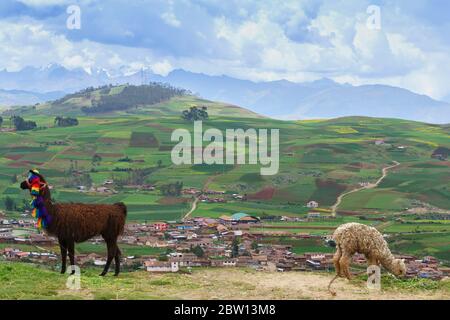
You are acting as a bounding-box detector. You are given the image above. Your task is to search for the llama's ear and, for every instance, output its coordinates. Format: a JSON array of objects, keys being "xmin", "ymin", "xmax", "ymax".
[{"xmin": 401, "ymin": 259, "xmax": 405, "ymax": 263}]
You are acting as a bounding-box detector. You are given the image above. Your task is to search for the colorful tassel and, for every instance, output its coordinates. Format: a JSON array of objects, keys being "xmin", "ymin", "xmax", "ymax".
[{"xmin": 28, "ymin": 171, "xmax": 50, "ymax": 230}]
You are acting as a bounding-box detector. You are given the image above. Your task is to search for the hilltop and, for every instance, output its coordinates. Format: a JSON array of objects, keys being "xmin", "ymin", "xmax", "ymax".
[{"xmin": 7, "ymin": 84, "xmax": 262, "ymax": 119}]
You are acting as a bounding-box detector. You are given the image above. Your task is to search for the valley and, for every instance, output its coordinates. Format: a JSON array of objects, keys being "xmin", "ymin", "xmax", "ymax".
[{"xmin": 0, "ymin": 85, "xmax": 449, "ymax": 272}]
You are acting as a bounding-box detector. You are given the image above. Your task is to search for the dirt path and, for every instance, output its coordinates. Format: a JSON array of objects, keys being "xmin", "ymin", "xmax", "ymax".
[
  {"xmin": 183, "ymin": 197, "xmax": 199, "ymax": 221},
  {"xmin": 43, "ymin": 134, "xmax": 75, "ymax": 166},
  {"xmin": 182, "ymin": 175, "xmax": 217, "ymax": 220},
  {"xmin": 52, "ymin": 268, "xmax": 450, "ymax": 300},
  {"xmin": 331, "ymin": 161, "xmax": 400, "ymax": 216}
]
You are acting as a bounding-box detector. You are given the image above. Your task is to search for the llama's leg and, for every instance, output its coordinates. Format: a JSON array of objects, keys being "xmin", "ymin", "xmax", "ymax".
[
  {"xmin": 114, "ymin": 246, "xmax": 121, "ymax": 276},
  {"xmin": 59, "ymin": 239, "xmax": 67, "ymax": 274},
  {"xmin": 339, "ymin": 251, "xmax": 352, "ymax": 280},
  {"xmin": 100, "ymin": 240, "xmax": 115, "ymax": 276},
  {"xmin": 67, "ymin": 241, "xmax": 76, "ymax": 275},
  {"xmin": 333, "ymin": 246, "xmax": 342, "ymax": 277}
]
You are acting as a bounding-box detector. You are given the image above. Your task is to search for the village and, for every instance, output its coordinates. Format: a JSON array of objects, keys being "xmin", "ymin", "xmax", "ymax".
[{"xmin": 1, "ymin": 212, "xmax": 449, "ymax": 280}]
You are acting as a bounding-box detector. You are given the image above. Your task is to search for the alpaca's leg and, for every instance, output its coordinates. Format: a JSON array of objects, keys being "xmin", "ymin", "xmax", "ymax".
[
  {"xmin": 114, "ymin": 246, "xmax": 121, "ymax": 276},
  {"xmin": 333, "ymin": 246, "xmax": 342, "ymax": 277},
  {"xmin": 67, "ymin": 241, "xmax": 76, "ymax": 275},
  {"xmin": 100, "ymin": 240, "xmax": 116, "ymax": 276},
  {"xmin": 339, "ymin": 252, "xmax": 352, "ymax": 280},
  {"xmin": 59, "ymin": 239, "xmax": 67, "ymax": 274},
  {"xmin": 367, "ymin": 254, "xmax": 378, "ymax": 267}
]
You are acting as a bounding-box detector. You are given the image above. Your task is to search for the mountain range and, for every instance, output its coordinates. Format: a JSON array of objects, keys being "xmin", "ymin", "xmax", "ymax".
[
  {"xmin": 0, "ymin": 88, "xmax": 65, "ymax": 108},
  {"xmin": 0, "ymin": 64, "xmax": 449, "ymax": 123}
]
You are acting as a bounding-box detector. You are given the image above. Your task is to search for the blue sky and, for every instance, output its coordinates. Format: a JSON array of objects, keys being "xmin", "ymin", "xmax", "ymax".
[{"xmin": 1, "ymin": 0, "xmax": 450, "ymax": 100}]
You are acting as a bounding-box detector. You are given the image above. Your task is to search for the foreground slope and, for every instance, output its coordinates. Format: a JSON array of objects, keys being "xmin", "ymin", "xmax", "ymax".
[{"xmin": 0, "ymin": 263, "xmax": 449, "ymax": 300}]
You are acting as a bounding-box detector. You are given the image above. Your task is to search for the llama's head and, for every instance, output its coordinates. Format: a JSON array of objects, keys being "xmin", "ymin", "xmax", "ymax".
[
  {"xmin": 20, "ymin": 169, "xmax": 50, "ymax": 200},
  {"xmin": 391, "ymin": 258, "xmax": 406, "ymax": 277}
]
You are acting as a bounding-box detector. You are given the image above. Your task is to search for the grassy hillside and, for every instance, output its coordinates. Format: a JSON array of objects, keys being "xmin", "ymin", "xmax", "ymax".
[
  {"xmin": 1, "ymin": 104, "xmax": 448, "ymax": 217},
  {"xmin": 0, "ymin": 85, "xmax": 449, "ymax": 261},
  {"xmin": 18, "ymin": 84, "xmax": 262, "ymax": 119},
  {"xmin": 1, "ymin": 262, "xmax": 448, "ymax": 300}
]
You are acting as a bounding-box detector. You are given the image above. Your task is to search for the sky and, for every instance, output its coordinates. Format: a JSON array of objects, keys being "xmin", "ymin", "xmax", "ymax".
[{"xmin": 0, "ymin": 0, "xmax": 450, "ymax": 101}]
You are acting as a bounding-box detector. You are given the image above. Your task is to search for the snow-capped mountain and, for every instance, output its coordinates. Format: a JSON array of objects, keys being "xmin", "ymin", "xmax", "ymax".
[{"xmin": 1, "ymin": 64, "xmax": 449, "ymax": 123}]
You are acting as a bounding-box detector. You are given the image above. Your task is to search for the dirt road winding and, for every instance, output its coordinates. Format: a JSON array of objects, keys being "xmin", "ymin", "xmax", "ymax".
[{"xmin": 331, "ymin": 161, "xmax": 400, "ymax": 216}]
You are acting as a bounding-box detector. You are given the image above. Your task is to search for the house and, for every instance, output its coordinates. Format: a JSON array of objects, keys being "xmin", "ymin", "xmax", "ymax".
[
  {"xmin": 220, "ymin": 213, "xmax": 260, "ymax": 224},
  {"xmin": 431, "ymin": 147, "xmax": 449, "ymax": 160},
  {"xmin": 219, "ymin": 215, "xmax": 233, "ymax": 224},
  {"xmin": 29, "ymin": 234, "xmax": 55, "ymax": 245},
  {"xmin": 211, "ymin": 259, "xmax": 237, "ymax": 267},
  {"xmin": 422, "ymin": 256, "xmax": 439, "ymax": 265},
  {"xmin": 418, "ymin": 268, "xmax": 443, "ymax": 280},
  {"xmin": 182, "ymin": 188, "xmax": 201, "ymax": 195},
  {"xmin": 251, "ymin": 253, "xmax": 268, "ymax": 265},
  {"xmin": 216, "ymin": 224, "xmax": 228, "ymax": 233},
  {"xmin": 307, "ymin": 212, "xmax": 321, "ymax": 219},
  {"xmin": 374, "ymin": 140, "xmax": 385, "ymax": 145},
  {"xmin": 144, "ymin": 260, "xmax": 179, "ymax": 272},
  {"xmin": 306, "ymin": 201, "xmax": 319, "ymax": 208},
  {"xmin": 151, "ymin": 222, "xmax": 168, "ymax": 231}
]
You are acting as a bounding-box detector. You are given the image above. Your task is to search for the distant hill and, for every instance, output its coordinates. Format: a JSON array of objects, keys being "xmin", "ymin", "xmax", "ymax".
[
  {"xmin": 14, "ymin": 84, "xmax": 263, "ymax": 119},
  {"xmin": 0, "ymin": 88, "xmax": 65, "ymax": 108},
  {"xmin": 1, "ymin": 65, "xmax": 449, "ymax": 123},
  {"xmin": 137, "ymin": 70, "xmax": 450, "ymax": 124}
]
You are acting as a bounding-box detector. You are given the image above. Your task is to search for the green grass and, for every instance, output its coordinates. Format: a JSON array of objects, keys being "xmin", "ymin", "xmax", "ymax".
[
  {"xmin": 76, "ymin": 243, "xmax": 165, "ymax": 257},
  {"xmin": 1, "ymin": 92, "xmax": 449, "ymax": 264}
]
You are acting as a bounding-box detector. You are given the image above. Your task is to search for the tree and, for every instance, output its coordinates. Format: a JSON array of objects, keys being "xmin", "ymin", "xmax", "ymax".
[
  {"xmin": 92, "ymin": 154, "xmax": 102, "ymax": 166},
  {"xmin": 54, "ymin": 116, "xmax": 62, "ymax": 126},
  {"xmin": 0, "ymin": 116, "xmax": 3, "ymax": 128},
  {"xmin": 160, "ymin": 181, "xmax": 183, "ymax": 196},
  {"xmin": 181, "ymin": 106, "xmax": 209, "ymax": 121},
  {"xmin": 192, "ymin": 245, "xmax": 205, "ymax": 258},
  {"xmin": 54, "ymin": 116, "xmax": 79, "ymax": 127},
  {"xmin": 81, "ymin": 84, "xmax": 186, "ymax": 114},
  {"xmin": 157, "ymin": 159, "xmax": 163, "ymax": 168},
  {"xmin": 4, "ymin": 197, "xmax": 15, "ymax": 211},
  {"xmin": 11, "ymin": 116, "xmax": 36, "ymax": 131},
  {"xmin": 231, "ymin": 237, "xmax": 240, "ymax": 258}
]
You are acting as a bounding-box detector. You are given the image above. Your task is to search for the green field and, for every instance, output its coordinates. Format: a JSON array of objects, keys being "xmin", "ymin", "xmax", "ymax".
[{"xmin": 1, "ymin": 87, "xmax": 449, "ymax": 262}]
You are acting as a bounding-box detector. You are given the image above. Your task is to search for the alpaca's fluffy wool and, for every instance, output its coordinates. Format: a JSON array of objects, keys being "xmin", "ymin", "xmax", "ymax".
[{"xmin": 332, "ymin": 222, "xmax": 406, "ymax": 279}]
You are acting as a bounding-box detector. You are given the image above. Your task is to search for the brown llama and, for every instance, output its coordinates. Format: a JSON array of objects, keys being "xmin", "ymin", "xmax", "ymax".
[{"xmin": 20, "ymin": 172, "xmax": 127, "ymax": 276}]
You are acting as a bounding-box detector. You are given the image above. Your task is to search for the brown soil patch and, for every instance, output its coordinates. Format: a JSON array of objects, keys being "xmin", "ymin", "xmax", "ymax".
[
  {"xmin": 247, "ymin": 187, "xmax": 275, "ymax": 200},
  {"xmin": 4, "ymin": 154, "xmax": 23, "ymax": 161}
]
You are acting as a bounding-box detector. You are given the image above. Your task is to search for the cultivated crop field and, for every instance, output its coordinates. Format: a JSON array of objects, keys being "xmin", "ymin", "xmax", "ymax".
[{"xmin": 1, "ymin": 89, "xmax": 449, "ymax": 261}]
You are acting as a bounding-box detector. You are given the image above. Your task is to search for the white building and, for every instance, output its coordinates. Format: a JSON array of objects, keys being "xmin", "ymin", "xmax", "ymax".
[
  {"xmin": 306, "ymin": 201, "xmax": 319, "ymax": 208},
  {"xmin": 145, "ymin": 260, "xmax": 179, "ymax": 272}
]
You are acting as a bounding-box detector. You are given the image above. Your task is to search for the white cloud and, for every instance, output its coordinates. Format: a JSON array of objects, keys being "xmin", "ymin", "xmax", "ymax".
[
  {"xmin": 161, "ymin": 11, "xmax": 181, "ymax": 27},
  {"xmin": 17, "ymin": 0, "xmax": 72, "ymax": 5},
  {"xmin": 1, "ymin": 1, "xmax": 450, "ymax": 101},
  {"xmin": 150, "ymin": 59, "xmax": 173, "ymax": 76}
]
